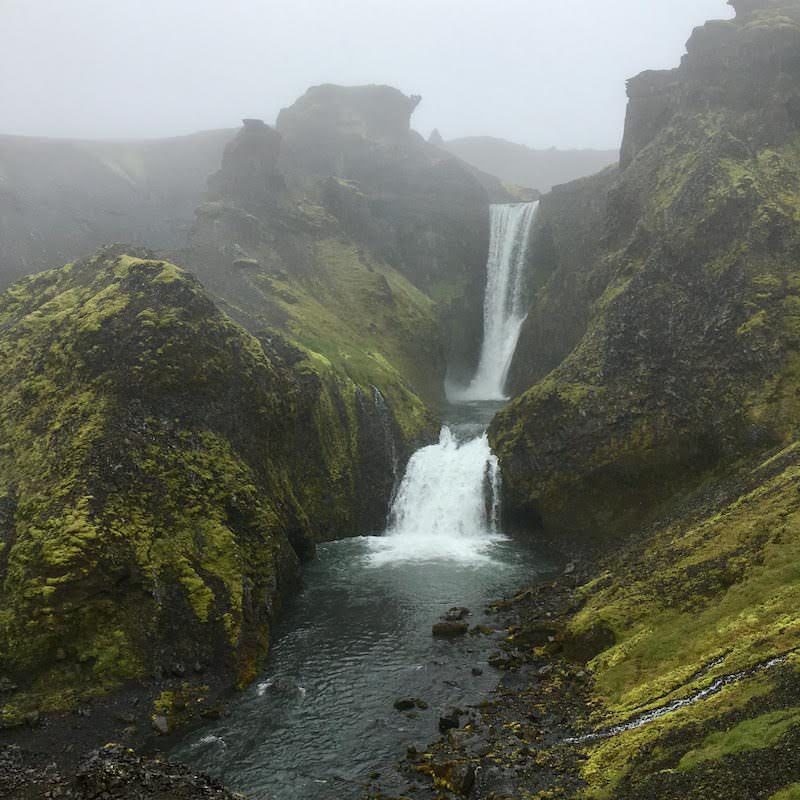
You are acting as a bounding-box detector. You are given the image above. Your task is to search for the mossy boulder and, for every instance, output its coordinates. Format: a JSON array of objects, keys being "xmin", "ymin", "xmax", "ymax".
[{"xmin": 0, "ymin": 246, "xmax": 429, "ymax": 722}]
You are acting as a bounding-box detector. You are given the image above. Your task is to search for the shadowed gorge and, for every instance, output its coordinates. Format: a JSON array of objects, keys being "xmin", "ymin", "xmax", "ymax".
[{"xmin": 2, "ymin": 1, "xmax": 800, "ymax": 799}]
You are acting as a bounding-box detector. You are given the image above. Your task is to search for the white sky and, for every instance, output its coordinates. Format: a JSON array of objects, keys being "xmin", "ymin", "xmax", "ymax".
[{"xmin": 0, "ymin": 0, "xmax": 734, "ymax": 149}]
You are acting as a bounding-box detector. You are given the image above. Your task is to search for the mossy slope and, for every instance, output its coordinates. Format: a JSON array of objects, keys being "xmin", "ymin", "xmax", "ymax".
[
  {"xmin": 493, "ymin": 0, "xmax": 800, "ymax": 543},
  {"xmin": 0, "ymin": 247, "xmax": 417, "ymax": 723},
  {"xmin": 488, "ymin": 2, "xmax": 800, "ymax": 797}
]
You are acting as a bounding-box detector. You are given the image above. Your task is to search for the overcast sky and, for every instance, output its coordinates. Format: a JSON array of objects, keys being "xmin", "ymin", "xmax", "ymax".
[{"xmin": 1, "ymin": 0, "xmax": 733, "ymax": 150}]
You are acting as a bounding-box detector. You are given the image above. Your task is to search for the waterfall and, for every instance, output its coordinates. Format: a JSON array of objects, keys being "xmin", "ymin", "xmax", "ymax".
[
  {"xmin": 450, "ymin": 201, "xmax": 539, "ymax": 402},
  {"xmin": 366, "ymin": 204, "xmax": 538, "ymax": 564},
  {"xmin": 366, "ymin": 427, "xmax": 503, "ymax": 566}
]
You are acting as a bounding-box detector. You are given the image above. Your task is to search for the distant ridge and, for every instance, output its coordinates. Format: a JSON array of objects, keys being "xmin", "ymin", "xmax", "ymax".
[{"xmin": 441, "ymin": 135, "xmax": 618, "ymax": 193}]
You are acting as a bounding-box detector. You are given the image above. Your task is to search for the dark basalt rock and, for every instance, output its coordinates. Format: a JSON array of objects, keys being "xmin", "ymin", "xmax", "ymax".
[
  {"xmin": 433, "ymin": 621, "xmax": 469, "ymax": 638},
  {"xmin": 207, "ymin": 118, "xmax": 286, "ymax": 211},
  {"xmin": 438, "ymin": 708, "xmax": 464, "ymax": 733},
  {"xmin": 496, "ymin": 1, "xmax": 800, "ymax": 545},
  {"xmin": 561, "ymin": 621, "xmax": 616, "ymax": 664},
  {"xmin": 394, "ymin": 698, "xmax": 428, "ymax": 712}
]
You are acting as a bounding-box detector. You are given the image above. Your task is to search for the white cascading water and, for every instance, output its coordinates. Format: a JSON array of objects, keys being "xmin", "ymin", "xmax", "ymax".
[
  {"xmin": 450, "ymin": 201, "xmax": 539, "ymax": 403},
  {"xmin": 368, "ymin": 203, "xmax": 538, "ymax": 564},
  {"xmin": 367, "ymin": 428, "xmax": 503, "ymax": 566}
]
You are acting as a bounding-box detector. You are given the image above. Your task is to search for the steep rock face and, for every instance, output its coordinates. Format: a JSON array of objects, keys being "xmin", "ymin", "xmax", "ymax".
[
  {"xmin": 188, "ymin": 103, "xmax": 485, "ymax": 408},
  {"xmin": 482, "ymin": 0, "xmax": 800, "ymax": 800},
  {"xmin": 187, "ymin": 118, "xmax": 441, "ymax": 530},
  {"xmin": 489, "ymin": 5, "xmax": 800, "ymax": 796},
  {"xmin": 0, "ymin": 248, "xmax": 421, "ymax": 725},
  {"xmin": 0, "ymin": 131, "xmax": 234, "ymax": 290},
  {"xmin": 276, "ymin": 84, "xmax": 422, "ymax": 174},
  {"xmin": 207, "ymin": 119, "xmax": 286, "ymax": 212},
  {"xmin": 622, "ymin": 1, "xmax": 800, "ymax": 167},
  {"xmin": 274, "ymin": 85, "xmax": 510, "ymax": 382},
  {"xmin": 494, "ymin": 1, "xmax": 800, "ymax": 543}
]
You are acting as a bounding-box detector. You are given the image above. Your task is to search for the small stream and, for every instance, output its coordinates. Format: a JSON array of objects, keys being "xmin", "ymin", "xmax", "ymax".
[{"xmin": 172, "ymin": 402, "xmax": 557, "ymax": 799}]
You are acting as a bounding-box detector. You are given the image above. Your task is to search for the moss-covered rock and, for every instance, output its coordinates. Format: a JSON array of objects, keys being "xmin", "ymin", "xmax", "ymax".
[
  {"xmin": 486, "ymin": 4, "xmax": 800, "ymax": 797},
  {"xmin": 0, "ymin": 245, "xmax": 432, "ymax": 723},
  {"xmin": 493, "ymin": 1, "xmax": 800, "ymax": 544}
]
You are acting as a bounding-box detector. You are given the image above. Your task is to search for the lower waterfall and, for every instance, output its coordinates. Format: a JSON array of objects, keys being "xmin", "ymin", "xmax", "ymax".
[{"xmin": 367, "ymin": 424, "xmax": 503, "ymax": 566}]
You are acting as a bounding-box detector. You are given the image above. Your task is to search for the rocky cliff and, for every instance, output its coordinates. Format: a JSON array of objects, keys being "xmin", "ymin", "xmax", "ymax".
[
  {"xmin": 0, "ymin": 85, "xmax": 491, "ymax": 743},
  {"xmin": 484, "ymin": 2, "xmax": 800, "ymax": 797},
  {"xmin": 496, "ymin": 0, "xmax": 800, "ymax": 542},
  {"xmin": 274, "ymin": 85, "xmax": 510, "ymax": 383},
  {"xmin": 0, "ymin": 244, "xmax": 436, "ymax": 742}
]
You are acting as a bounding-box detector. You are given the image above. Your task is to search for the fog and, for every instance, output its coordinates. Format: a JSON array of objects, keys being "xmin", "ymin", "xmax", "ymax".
[{"xmin": 1, "ymin": 0, "xmax": 733, "ymax": 149}]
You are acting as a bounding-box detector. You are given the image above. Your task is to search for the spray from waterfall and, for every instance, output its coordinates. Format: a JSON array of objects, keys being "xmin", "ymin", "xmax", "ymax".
[
  {"xmin": 450, "ymin": 201, "xmax": 539, "ymax": 403},
  {"xmin": 366, "ymin": 428, "xmax": 504, "ymax": 566}
]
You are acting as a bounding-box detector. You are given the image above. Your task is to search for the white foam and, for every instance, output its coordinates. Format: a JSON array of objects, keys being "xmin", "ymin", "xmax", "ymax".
[{"xmin": 367, "ymin": 428, "xmax": 504, "ymax": 566}]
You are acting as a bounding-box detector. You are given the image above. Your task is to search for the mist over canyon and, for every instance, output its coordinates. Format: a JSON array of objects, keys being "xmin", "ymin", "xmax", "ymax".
[{"xmin": 1, "ymin": 2, "xmax": 800, "ymax": 800}]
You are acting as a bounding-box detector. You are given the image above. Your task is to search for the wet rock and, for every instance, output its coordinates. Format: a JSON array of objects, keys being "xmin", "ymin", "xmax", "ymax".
[
  {"xmin": 470, "ymin": 624, "xmax": 497, "ymax": 636},
  {"xmin": 24, "ymin": 710, "xmax": 40, "ymax": 727},
  {"xmin": 472, "ymin": 667, "xmax": 484, "ymax": 676},
  {"xmin": 439, "ymin": 708, "xmax": 464, "ymax": 733},
  {"xmin": 444, "ymin": 607, "xmax": 470, "ymax": 622},
  {"xmin": 511, "ymin": 622, "xmax": 560, "ymax": 648},
  {"xmin": 151, "ymin": 715, "xmax": 170, "ymax": 735},
  {"xmin": 489, "ymin": 652, "xmax": 516, "ymax": 671},
  {"xmin": 395, "ymin": 697, "xmax": 429, "ymax": 711},
  {"xmin": 433, "ymin": 621, "xmax": 469, "ymax": 638},
  {"xmin": 70, "ymin": 744, "xmax": 242, "ymax": 798},
  {"xmin": 426, "ymin": 760, "xmax": 476, "ymax": 795}
]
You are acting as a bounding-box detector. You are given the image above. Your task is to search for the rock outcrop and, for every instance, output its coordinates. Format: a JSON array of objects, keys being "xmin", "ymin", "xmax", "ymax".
[
  {"xmin": 496, "ymin": 1, "xmax": 800, "ymax": 542},
  {"xmin": 191, "ymin": 87, "xmax": 508, "ymax": 390},
  {"xmin": 486, "ymin": 4, "xmax": 800, "ymax": 797},
  {"xmin": 207, "ymin": 119, "xmax": 286, "ymax": 211},
  {"xmin": 0, "ymin": 246, "xmax": 433, "ymax": 736}
]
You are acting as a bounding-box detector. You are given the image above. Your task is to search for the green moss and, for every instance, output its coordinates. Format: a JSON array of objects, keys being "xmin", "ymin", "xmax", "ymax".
[
  {"xmin": 579, "ymin": 672, "xmax": 777, "ymax": 798},
  {"xmin": 678, "ymin": 708, "xmax": 800, "ymax": 771},
  {"xmin": 573, "ymin": 456, "xmax": 800, "ymax": 718},
  {"xmin": 0, "ymin": 251, "xmax": 308, "ymax": 714},
  {"xmin": 770, "ymin": 784, "xmax": 800, "ymax": 800}
]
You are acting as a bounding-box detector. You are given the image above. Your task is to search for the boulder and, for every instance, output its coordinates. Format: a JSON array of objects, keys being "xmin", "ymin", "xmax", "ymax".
[{"xmin": 433, "ymin": 621, "xmax": 469, "ymax": 638}]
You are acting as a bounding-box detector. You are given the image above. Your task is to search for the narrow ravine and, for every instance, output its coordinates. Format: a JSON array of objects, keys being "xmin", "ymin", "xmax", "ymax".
[{"xmin": 173, "ymin": 202, "xmax": 545, "ymax": 798}]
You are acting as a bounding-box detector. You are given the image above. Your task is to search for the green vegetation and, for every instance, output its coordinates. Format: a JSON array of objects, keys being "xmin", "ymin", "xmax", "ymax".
[
  {"xmin": 771, "ymin": 785, "xmax": 800, "ymax": 800},
  {"xmin": 488, "ymin": 4, "xmax": 800, "ymax": 797},
  {"xmin": 0, "ymin": 244, "xmax": 438, "ymax": 722},
  {"xmin": 678, "ymin": 708, "xmax": 800, "ymax": 771}
]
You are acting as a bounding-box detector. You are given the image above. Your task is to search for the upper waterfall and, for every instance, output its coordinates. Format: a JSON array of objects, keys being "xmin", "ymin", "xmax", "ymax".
[{"xmin": 450, "ymin": 201, "xmax": 539, "ymax": 402}]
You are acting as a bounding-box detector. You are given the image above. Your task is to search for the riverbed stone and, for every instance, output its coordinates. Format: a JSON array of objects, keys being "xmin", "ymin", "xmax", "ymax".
[
  {"xmin": 433, "ymin": 621, "xmax": 469, "ymax": 638},
  {"xmin": 438, "ymin": 708, "xmax": 463, "ymax": 733}
]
